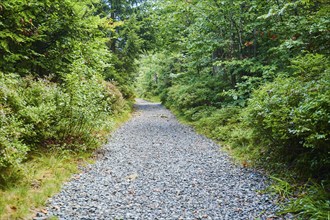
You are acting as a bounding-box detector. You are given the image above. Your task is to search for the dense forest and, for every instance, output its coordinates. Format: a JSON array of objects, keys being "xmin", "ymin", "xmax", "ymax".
[{"xmin": 0, "ymin": 0, "xmax": 329, "ymax": 219}]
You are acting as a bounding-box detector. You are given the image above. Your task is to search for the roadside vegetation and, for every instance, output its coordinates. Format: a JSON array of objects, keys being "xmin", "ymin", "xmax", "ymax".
[
  {"xmin": 0, "ymin": 0, "xmax": 142, "ymax": 218},
  {"xmin": 136, "ymin": 0, "xmax": 330, "ymax": 219}
]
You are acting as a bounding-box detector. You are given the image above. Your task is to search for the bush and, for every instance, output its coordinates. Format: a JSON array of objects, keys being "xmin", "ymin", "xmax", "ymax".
[
  {"xmin": 49, "ymin": 73, "xmax": 119, "ymax": 150},
  {"xmin": 17, "ymin": 76, "xmax": 59, "ymax": 148},
  {"xmin": 244, "ymin": 54, "xmax": 330, "ymax": 178},
  {"xmin": 0, "ymin": 72, "xmax": 127, "ymax": 170},
  {"xmin": 104, "ymin": 81, "xmax": 127, "ymax": 114},
  {"xmin": 0, "ymin": 108, "xmax": 28, "ymax": 169},
  {"xmin": 0, "ymin": 73, "xmax": 29, "ymax": 169},
  {"xmin": 165, "ymin": 76, "xmax": 226, "ymax": 118},
  {"xmin": 194, "ymin": 106, "xmax": 241, "ymax": 141},
  {"xmin": 167, "ymin": 84, "xmax": 211, "ymax": 112}
]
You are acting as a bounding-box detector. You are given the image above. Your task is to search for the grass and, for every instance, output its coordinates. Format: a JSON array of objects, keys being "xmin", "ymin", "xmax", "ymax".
[
  {"xmin": 268, "ymin": 178, "xmax": 330, "ymax": 220},
  {"xmin": 0, "ymin": 111, "xmax": 131, "ymax": 220},
  {"xmin": 0, "ymin": 150, "xmax": 86, "ymax": 219}
]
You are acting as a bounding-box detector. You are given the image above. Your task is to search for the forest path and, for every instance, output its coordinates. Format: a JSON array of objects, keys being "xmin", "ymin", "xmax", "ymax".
[{"xmin": 40, "ymin": 99, "xmax": 281, "ymax": 220}]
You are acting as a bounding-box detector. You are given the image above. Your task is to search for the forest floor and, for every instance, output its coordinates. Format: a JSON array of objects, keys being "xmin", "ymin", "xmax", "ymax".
[{"xmin": 35, "ymin": 99, "xmax": 289, "ymax": 220}]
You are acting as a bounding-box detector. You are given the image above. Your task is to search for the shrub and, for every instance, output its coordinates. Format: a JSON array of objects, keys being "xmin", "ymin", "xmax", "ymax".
[
  {"xmin": 103, "ymin": 81, "xmax": 127, "ymax": 115},
  {"xmin": 244, "ymin": 54, "xmax": 330, "ymax": 178},
  {"xmin": 0, "ymin": 73, "xmax": 28, "ymax": 169},
  {"xmin": 51, "ymin": 73, "xmax": 115, "ymax": 150},
  {"xmin": 17, "ymin": 76, "xmax": 59, "ymax": 148},
  {"xmin": 172, "ymin": 83, "xmax": 213, "ymax": 111},
  {"xmin": 0, "ymin": 108, "xmax": 28, "ymax": 169},
  {"xmin": 165, "ymin": 76, "xmax": 226, "ymax": 118},
  {"xmin": 195, "ymin": 106, "xmax": 241, "ymax": 141},
  {"xmin": 0, "ymin": 72, "xmax": 127, "ymax": 170}
]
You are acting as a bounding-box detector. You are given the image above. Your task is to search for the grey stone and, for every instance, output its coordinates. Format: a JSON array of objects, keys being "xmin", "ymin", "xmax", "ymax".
[{"xmin": 42, "ymin": 99, "xmax": 288, "ymax": 219}]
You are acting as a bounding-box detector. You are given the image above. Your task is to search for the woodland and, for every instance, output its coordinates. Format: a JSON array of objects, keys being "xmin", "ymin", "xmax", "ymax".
[{"xmin": 0, "ymin": 0, "xmax": 329, "ymax": 219}]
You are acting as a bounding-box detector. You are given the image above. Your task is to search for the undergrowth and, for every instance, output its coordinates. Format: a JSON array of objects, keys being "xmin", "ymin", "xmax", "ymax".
[
  {"xmin": 0, "ymin": 111, "xmax": 131, "ymax": 219},
  {"xmin": 0, "ymin": 150, "xmax": 84, "ymax": 219},
  {"xmin": 269, "ymin": 178, "xmax": 330, "ymax": 220}
]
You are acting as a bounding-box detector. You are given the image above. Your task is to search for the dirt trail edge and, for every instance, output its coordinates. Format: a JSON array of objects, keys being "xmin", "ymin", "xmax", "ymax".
[{"xmin": 37, "ymin": 99, "xmax": 285, "ymax": 220}]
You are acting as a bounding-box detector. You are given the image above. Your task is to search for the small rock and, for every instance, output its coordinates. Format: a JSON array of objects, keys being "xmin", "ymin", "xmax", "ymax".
[{"xmin": 126, "ymin": 173, "xmax": 138, "ymax": 181}]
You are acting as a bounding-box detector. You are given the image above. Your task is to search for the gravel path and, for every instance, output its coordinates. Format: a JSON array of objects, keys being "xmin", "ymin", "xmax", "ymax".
[{"xmin": 38, "ymin": 99, "xmax": 283, "ymax": 220}]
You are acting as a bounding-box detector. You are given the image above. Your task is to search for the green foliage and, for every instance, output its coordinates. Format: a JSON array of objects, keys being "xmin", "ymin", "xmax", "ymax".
[
  {"xmin": 166, "ymin": 83, "xmax": 216, "ymax": 116},
  {"xmin": 0, "ymin": 0, "xmax": 140, "ymax": 174},
  {"xmin": 282, "ymin": 181, "xmax": 330, "ymax": 219},
  {"xmin": 194, "ymin": 107, "xmax": 241, "ymax": 141},
  {"xmin": 0, "ymin": 0, "xmax": 140, "ymax": 97},
  {"xmin": 0, "ymin": 0, "xmax": 107, "ymax": 76},
  {"xmin": 136, "ymin": 52, "xmax": 183, "ymax": 99},
  {"xmin": 0, "ymin": 72, "xmax": 128, "ymax": 172},
  {"xmin": 101, "ymin": 1, "xmax": 147, "ymax": 99},
  {"xmin": 17, "ymin": 76, "xmax": 60, "ymax": 149},
  {"xmin": 0, "ymin": 73, "xmax": 29, "ymax": 169},
  {"xmin": 268, "ymin": 176, "xmax": 294, "ymax": 200},
  {"xmin": 164, "ymin": 75, "xmax": 230, "ymax": 120},
  {"xmin": 1, "ymin": 0, "xmax": 329, "ymax": 218},
  {"xmin": 51, "ymin": 73, "xmax": 115, "ymax": 150},
  {"xmin": 244, "ymin": 54, "xmax": 330, "ymax": 177},
  {"xmin": 268, "ymin": 177, "xmax": 330, "ymax": 220}
]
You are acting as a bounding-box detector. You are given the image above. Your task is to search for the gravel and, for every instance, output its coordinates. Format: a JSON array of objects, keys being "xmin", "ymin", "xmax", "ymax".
[{"xmin": 39, "ymin": 99, "xmax": 286, "ymax": 220}]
